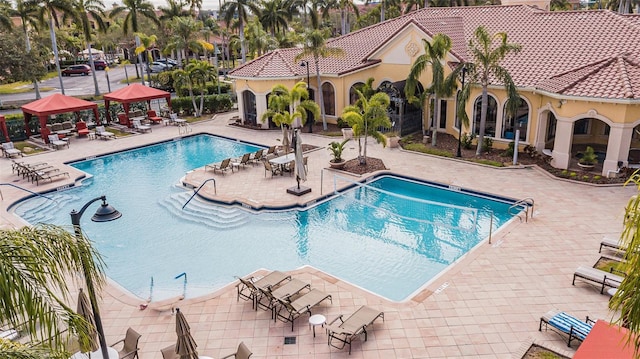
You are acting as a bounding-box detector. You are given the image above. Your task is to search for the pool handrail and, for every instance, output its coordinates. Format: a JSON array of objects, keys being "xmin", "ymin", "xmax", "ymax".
[
  {"xmin": 182, "ymin": 178, "xmax": 216, "ymax": 210},
  {"xmin": 0, "ymin": 183, "xmax": 53, "ymax": 201}
]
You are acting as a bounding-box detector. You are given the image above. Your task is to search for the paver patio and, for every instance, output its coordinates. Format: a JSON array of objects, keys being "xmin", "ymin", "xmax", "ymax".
[{"xmin": 0, "ymin": 112, "xmax": 634, "ymax": 358}]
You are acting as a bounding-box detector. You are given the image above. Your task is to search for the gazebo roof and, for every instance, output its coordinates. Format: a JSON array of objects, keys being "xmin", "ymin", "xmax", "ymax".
[
  {"xmin": 104, "ymin": 83, "xmax": 171, "ymax": 103},
  {"xmin": 21, "ymin": 94, "xmax": 97, "ymax": 117}
]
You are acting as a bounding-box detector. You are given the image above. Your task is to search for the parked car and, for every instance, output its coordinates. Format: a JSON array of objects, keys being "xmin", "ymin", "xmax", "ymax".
[
  {"xmin": 156, "ymin": 58, "xmax": 177, "ymax": 68},
  {"xmin": 148, "ymin": 61, "xmax": 169, "ymax": 73},
  {"xmin": 62, "ymin": 64, "xmax": 91, "ymax": 76},
  {"xmin": 92, "ymin": 60, "xmax": 108, "ymax": 70}
]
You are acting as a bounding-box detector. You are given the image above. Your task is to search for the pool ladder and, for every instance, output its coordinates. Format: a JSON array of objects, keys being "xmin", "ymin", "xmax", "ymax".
[
  {"xmin": 509, "ymin": 197, "xmax": 535, "ymax": 222},
  {"xmin": 182, "ymin": 178, "xmax": 216, "ymax": 210},
  {"xmin": 148, "ymin": 272, "xmax": 188, "ymax": 301}
]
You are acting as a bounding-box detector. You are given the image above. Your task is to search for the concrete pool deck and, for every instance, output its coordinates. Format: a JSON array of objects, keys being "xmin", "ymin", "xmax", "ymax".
[{"xmin": 0, "ymin": 112, "xmax": 634, "ymax": 358}]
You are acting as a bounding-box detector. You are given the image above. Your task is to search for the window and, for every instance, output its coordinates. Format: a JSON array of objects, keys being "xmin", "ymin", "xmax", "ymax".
[
  {"xmin": 473, "ymin": 96, "xmax": 498, "ymax": 137},
  {"xmin": 546, "ymin": 112, "xmax": 557, "ymax": 141},
  {"xmin": 502, "ymin": 97, "xmax": 529, "ymax": 141},
  {"xmin": 439, "ymin": 100, "xmax": 447, "ymax": 129},
  {"xmin": 242, "ymin": 90, "xmax": 257, "ymax": 126},
  {"xmin": 349, "ymin": 82, "xmax": 364, "ymax": 105},
  {"xmin": 573, "ymin": 119, "xmax": 589, "ymax": 135},
  {"xmin": 322, "ymin": 82, "xmax": 335, "ymax": 116}
]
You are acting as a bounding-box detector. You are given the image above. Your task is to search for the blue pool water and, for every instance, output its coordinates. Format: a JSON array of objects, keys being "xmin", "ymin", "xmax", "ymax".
[{"xmin": 13, "ymin": 134, "xmax": 517, "ymax": 302}]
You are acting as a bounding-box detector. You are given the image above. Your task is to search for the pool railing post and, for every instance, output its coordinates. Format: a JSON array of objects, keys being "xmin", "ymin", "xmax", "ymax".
[{"xmin": 488, "ymin": 210, "xmax": 494, "ymax": 244}]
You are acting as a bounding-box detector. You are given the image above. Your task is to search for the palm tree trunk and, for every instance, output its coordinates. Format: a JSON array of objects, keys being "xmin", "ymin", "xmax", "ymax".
[
  {"xmin": 23, "ymin": 25, "xmax": 41, "ymax": 99},
  {"xmin": 341, "ymin": 10, "xmax": 346, "ymax": 35},
  {"xmin": 476, "ymin": 86, "xmax": 488, "ymax": 155},
  {"xmin": 239, "ymin": 22, "xmax": 247, "ymax": 64},
  {"xmin": 189, "ymin": 87, "xmax": 199, "ymax": 115},
  {"xmin": 49, "ymin": 16, "xmax": 65, "ymax": 94},
  {"xmin": 432, "ymin": 94, "xmax": 439, "ymax": 146},
  {"xmin": 314, "ymin": 57, "xmax": 327, "ymax": 130},
  {"xmin": 380, "ymin": 0, "xmax": 385, "ymax": 22},
  {"xmin": 87, "ymin": 44, "xmax": 101, "ymax": 96}
]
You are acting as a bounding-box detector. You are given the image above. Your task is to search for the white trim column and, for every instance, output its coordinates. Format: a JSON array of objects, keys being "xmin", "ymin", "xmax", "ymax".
[
  {"xmin": 604, "ymin": 124, "xmax": 633, "ymax": 174},
  {"xmin": 256, "ymin": 93, "xmax": 268, "ymax": 129},
  {"xmin": 550, "ymin": 118, "xmax": 573, "ymax": 170},
  {"xmin": 236, "ymin": 90, "xmax": 245, "ymax": 123}
]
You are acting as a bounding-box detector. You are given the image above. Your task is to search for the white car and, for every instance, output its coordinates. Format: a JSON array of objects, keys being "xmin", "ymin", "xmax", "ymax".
[{"xmin": 148, "ymin": 61, "xmax": 169, "ymax": 73}]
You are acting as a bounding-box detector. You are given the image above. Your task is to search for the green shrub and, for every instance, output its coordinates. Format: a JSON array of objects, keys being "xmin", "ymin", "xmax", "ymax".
[
  {"xmin": 503, "ymin": 141, "xmax": 515, "ymax": 157},
  {"xmin": 594, "ymin": 175, "xmax": 601, "ymax": 180},
  {"xmin": 336, "ymin": 117, "xmax": 350, "ymax": 128},
  {"xmin": 482, "ymin": 137, "xmax": 493, "ymax": 151},
  {"xmin": 461, "ymin": 133, "xmax": 475, "ymax": 149},
  {"xmin": 569, "ymin": 172, "xmax": 577, "ymax": 177}
]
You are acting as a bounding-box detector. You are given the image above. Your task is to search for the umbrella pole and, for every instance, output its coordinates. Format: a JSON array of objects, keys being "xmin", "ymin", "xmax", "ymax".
[{"xmin": 297, "ymin": 175, "xmax": 300, "ymax": 189}]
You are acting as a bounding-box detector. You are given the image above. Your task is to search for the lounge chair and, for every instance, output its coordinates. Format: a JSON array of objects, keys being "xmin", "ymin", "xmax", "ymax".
[
  {"xmin": 326, "ymin": 305, "xmax": 384, "ymax": 355},
  {"xmin": 249, "ymin": 149, "xmax": 264, "ymax": 165},
  {"xmin": 146, "ymin": 110, "xmax": 163, "ymax": 124},
  {"xmin": 1, "ymin": 142, "xmax": 22, "ymax": 158},
  {"xmin": 600, "ymin": 237, "xmax": 626, "ymax": 253},
  {"xmin": 76, "ymin": 121, "xmax": 91, "ymax": 137},
  {"xmin": 263, "ymin": 160, "xmax": 281, "ymax": 177},
  {"xmin": 95, "ymin": 126, "xmax": 116, "ymax": 140},
  {"xmin": 539, "ymin": 309, "xmax": 595, "ymax": 347},
  {"xmin": 110, "ymin": 327, "xmax": 141, "ymax": 359},
  {"xmin": 206, "ymin": 158, "xmax": 232, "ymax": 174},
  {"xmin": 256, "ymin": 278, "xmax": 311, "ymax": 312},
  {"xmin": 12, "ymin": 160, "xmax": 49, "ymax": 178},
  {"xmin": 132, "ymin": 119, "xmax": 152, "ymax": 133},
  {"xmin": 236, "ymin": 271, "xmax": 291, "ymax": 308},
  {"xmin": 234, "ymin": 153, "xmax": 251, "ymax": 169},
  {"xmin": 31, "ymin": 169, "xmax": 69, "ymax": 186},
  {"xmin": 274, "ymin": 288, "xmax": 332, "ymax": 330},
  {"xmin": 47, "ymin": 134, "xmax": 69, "ymax": 150},
  {"xmin": 572, "ymin": 265, "xmax": 624, "ymax": 294},
  {"xmin": 160, "ymin": 344, "xmax": 178, "ymax": 359},
  {"xmin": 220, "ymin": 341, "xmax": 252, "ymax": 359}
]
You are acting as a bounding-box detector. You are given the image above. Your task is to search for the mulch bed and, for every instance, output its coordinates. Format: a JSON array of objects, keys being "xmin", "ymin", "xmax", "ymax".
[{"xmin": 342, "ymin": 157, "xmax": 387, "ymax": 175}]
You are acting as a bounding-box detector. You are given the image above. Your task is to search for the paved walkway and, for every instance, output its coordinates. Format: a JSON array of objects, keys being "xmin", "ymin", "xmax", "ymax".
[{"xmin": 0, "ymin": 113, "xmax": 634, "ymax": 358}]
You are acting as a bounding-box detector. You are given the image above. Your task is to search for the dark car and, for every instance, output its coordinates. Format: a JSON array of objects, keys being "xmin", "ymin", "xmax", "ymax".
[
  {"xmin": 62, "ymin": 64, "xmax": 91, "ymax": 76},
  {"xmin": 92, "ymin": 60, "xmax": 107, "ymax": 70}
]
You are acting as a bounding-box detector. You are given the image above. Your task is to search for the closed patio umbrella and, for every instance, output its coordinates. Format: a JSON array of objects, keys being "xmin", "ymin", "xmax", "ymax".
[
  {"xmin": 76, "ymin": 288, "xmax": 99, "ymax": 353},
  {"xmin": 294, "ymin": 129, "xmax": 306, "ymax": 188},
  {"xmin": 175, "ymin": 308, "xmax": 198, "ymax": 359}
]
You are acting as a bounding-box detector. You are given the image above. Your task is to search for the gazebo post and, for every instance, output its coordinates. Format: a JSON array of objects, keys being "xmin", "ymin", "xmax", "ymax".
[
  {"xmin": 105, "ymin": 100, "xmax": 111, "ymax": 124},
  {"xmin": 0, "ymin": 115, "xmax": 9, "ymax": 142}
]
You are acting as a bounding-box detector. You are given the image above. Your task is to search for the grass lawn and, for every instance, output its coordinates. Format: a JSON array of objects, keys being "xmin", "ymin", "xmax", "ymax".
[
  {"xmin": 14, "ymin": 141, "xmax": 47, "ymax": 155},
  {"xmin": 106, "ymin": 127, "xmax": 133, "ymax": 137}
]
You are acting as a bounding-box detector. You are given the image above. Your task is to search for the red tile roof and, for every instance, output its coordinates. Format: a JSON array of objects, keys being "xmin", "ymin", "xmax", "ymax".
[{"xmin": 229, "ymin": 5, "xmax": 640, "ymax": 100}]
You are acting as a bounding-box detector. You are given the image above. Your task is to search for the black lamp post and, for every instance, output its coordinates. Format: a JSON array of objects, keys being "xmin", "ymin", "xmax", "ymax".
[
  {"xmin": 456, "ymin": 64, "xmax": 468, "ymax": 158},
  {"xmin": 300, "ymin": 60, "xmax": 312, "ymax": 133},
  {"xmin": 70, "ymin": 196, "xmax": 122, "ymax": 359}
]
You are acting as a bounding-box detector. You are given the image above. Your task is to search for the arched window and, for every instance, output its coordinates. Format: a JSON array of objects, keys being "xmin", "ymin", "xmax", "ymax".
[
  {"xmin": 473, "ymin": 95, "xmax": 498, "ymax": 137},
  {"xmin": 242, "ymin": 90, "xmax": 257, "ymax": 126},
  {"xmin": 502, "ymin": 97, "xmax": 529, "ymax": 141},
  {"xmin": 322, "ymin": 82, "xmax": 336, "ymax": 116},
  {"xmin": 349, "ymin": 82, "xmax": 365, "ymax": 105}
]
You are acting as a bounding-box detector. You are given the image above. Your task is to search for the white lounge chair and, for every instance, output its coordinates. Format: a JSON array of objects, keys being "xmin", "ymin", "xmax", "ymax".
[
  {"xmin": 95, "ymin": 126, "xmax": 116, "ymax": 140},
  {"xmin": 132, "ymin": 119, "xmax": 152, "ymax": 133},
  {"xmin": 599, "ymin": 237, "xmax": 626, "ymax": 253},
  {"xmin": 572, "ymin": 265, "xmax": 624, "ymax": 294},
  {"xmin": 47, "ymin": 134, "xmax": 69, "ymax": 150},
  {"xmin": 1, "ymin": 142, "xmax": 22, "ymax": 158}
]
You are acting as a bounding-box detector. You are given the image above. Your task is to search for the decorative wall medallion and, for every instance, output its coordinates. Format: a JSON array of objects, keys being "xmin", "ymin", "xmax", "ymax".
[{"xmin": 406, "ymin": 42, "xmax": 419, "ymax": 57}]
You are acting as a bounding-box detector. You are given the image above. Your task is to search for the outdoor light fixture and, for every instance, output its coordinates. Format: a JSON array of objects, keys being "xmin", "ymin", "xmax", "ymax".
[
  {"xmin": 70, "ymin": 196, "xmax": 121, "ymax": 359},
  {"xmin": 456, "ymin": 64, "xmax": 467, "ymax": 158},
  {"xmin": 299, "ymin": 61, "xmax": 312, "ymax": 133}
]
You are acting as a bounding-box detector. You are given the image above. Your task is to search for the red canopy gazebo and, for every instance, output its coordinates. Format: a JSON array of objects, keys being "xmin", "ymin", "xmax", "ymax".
[
  {"xmin": 21, "ymin": 94, "xmax": 100, "ymax": 139},
  {"xmin": 103, "ymin": 84, "xmax": 172, "ymax": 127}
]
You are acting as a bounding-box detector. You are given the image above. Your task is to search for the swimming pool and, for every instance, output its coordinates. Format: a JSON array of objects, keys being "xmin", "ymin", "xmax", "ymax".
[{"xmin": 13, "ymin": 134, "xmax": 518, "ymax": 302}]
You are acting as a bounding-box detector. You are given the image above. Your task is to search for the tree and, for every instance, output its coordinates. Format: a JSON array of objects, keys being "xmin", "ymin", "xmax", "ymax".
[
  {"xmin": 0, "ymin": 0, "xmax": 13, "ymax": 30},
  {"xmin": 463, "ymin": 26, "xmax": 521, "ymax": 155},
  {"xmin": 68, "ymin": 0, "xmax": 106, "ymax": 96},
  {"xmin": 221, "ymin": 0, "xmax": 260, "ymax": 64},
  {"xmin": 245, "ymin": 18, "xmax": 276, "ymax": 57},
  {"xmin": 406, "ymin": 33, "xmax": 456, "ymax": 146},
  {"xmin": 172, "ymin": 60, "xmax": 214, "ymax": 116},
  {"xmin": 159, "ymin": 0, "xmax": 191, "ymax": 21},
  {"xmin": 109, "ymin": 0, "xmax": 159, "ymax": 35},
  {"xmin": 259, "ymin": 0, "xmax": 290, "ymax": 37},
  {"xmin": 295, "ymin": 14, "xmax": 344, "ymax": 131},
  {"xmin": 165, "ymin": 17, "xmax": 204, "ymax": 67},
  {"xmin": 341, "ymin": 84, "xmax": 391, "ymax": 165},
  {"xmin": 134, "ymin": 32, "xmax": 157, "ymax": 84},
  {"xmin": 0, "ymin": 30, "xmax": 48, "ymax": 85},
  {"xmin": 0, "ymin": 224, "xmax": 106, "ymax": 358},
  {"xmin": 261, "ymin": 81, "xmax": 320, "ymax": 153}
]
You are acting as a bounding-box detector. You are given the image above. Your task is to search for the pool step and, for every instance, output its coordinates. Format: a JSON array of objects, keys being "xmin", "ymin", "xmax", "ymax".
[
  {"xmin": 158, "ymin": 191, "xmax": 250, "ymax": 230},
  {"xmin": 15, "ymin": 192, "xmax": 78, "ymax": 224}
]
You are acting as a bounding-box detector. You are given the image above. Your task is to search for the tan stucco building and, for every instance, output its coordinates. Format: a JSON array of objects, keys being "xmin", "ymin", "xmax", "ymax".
[{"xmin": 229, "ymin": 5, "xmax": 640, "ymax": 176}]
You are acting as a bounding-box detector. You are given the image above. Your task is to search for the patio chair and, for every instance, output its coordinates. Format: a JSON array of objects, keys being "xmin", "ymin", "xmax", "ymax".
[
  {"xmin": 1, "ymin": 142, "xmax": 22, "ymax": 158},
  {"xmin": 205, "ymin": 158, "xmax": 232, "ymax": 174},
  {"xmin": 95, "ymin": 126, "xmax": 116, "ymax": 140},
  {"xmin": 147, "ymin": 110, "xmax": 163, "ymax": 124},
  {"xmin": 255, "ymin": 278, "xmax": 311, "ymax": 313},
  {"xmin": 76, "ymin": 121, "xmax": 91, "ymax": 137},
  {"xmin": 117, "ymin": 113, "xmax": 130, "ymax": 127},
  {"xmin": 539, "ymin": 309, "xmax": 595, "ymax": 347},
  {"xmin": 263, "ymin": 160, "xmax": 281, "ymax": 177},
  {"xmin": 110, "ymin": 327, "xmax": 142, "ymax": 359},
  {"xmin": 235, "ymin": 153, "xmax": 251, "ymax": 169},
  {"xmin": 51, "ymin": 123, "xmax": 63, "ymax": 132},
  {"xmin": 220, "ymin": 341, "xmax": 252, "ymax": 359},
  {"xmin": 599, "ymin": 237, "xmax": 626, "ymax": 253},
  {"xmin": 274, "ymin": 288, "xmax": 332, "ymax": 331},
  {"xmin": 266, "ymin": 145, "xmax": 277, "ymax": 156},
  {"xmin": 132, "ymin": 119, "xmax": 152, "ymax": 133},
  {"xmin": 236, "ymin": 271, "xmax": 291, "ymax": 308},
  {"xmin": 47, "ymin": 134, "xmax": 69, "ymax": 150},
  {"xmin": 61, "ymin": 121, "xmax": 74, "ymax": 131},
  {"xmin": 326, "ymin": 305, "xmax": 384, "ymax": 355},
  {"xmin": 31, "ymin": 169, "xmax": 70, "ymax": 186},
  {"xmin": 160, "ymin": 344, "xmax": 178, "ymax": 359},
  {"xmin": 249, "ymin": 149, "xmax": 264, "ymax": 165},
  {"xmin": 572, "ymin": 265, "xmax": 624, "ymax": 294}
]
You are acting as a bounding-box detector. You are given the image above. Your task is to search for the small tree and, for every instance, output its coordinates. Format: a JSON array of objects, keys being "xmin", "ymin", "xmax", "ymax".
[
  {"xmin": 261, "ymin": 82, "xmax": 320, "ymax": 153},
  {"xmin": 341, "ymin": 87, "xmax": 391, "ymax": 165}
]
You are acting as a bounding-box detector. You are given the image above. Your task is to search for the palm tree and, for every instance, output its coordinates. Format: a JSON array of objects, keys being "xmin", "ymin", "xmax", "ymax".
[
  {"xmin": 261, "ymin": 81, "xmax": 320, "ymax": 153},
  {"xmin": 6, "ymin": 0, "xmax": 43, "ymax": 98},
  {"xmin": 341, "ymin": 87, "xmax": 391, "ymax": 164},
  {"xmin": 134, "ymin": 32, "xmax": 157, "ymax": 84},
  {"xmin": 159, "ymin": 0, "xmax": 191, "ymax": 20},
  {"xmin": 463, "ymin": 26, "xmax": 521, "ymax": 155},
  {"xmin": 220, "ymin": 0, "xmax": 260, "ymax": 64},
  {"xmin": 109, "ymin": 0, "xmax": 159, "ymax": 35},
  {"xmin": 0, "ymin": 0, "xmax": 13, "ymax": 30},
  {"xmin": 295, "ymin": 15, "xmax": 344, "ymax": 130},
  {"xmin": 246, "ymin": 18, "xmax": 276, "ymax": 57},
  {"xmin": 337, "ymin": 0, "xmax": 359, "ymax": 35},
  {"xmin": 406, "ymin": 33, "xmax": 456, "ymax": 146},
  {"xmin": 259, "ymin": 0, "xmax": 290, "ymax": 37},
  {"xmin": 35, "ymin": 0, "xmax": 75, "ymax": 95},
  {"xmin": 68, "ymin": 0, "xmax": 106, "ymax": 96},
  {"xmin": 172, "ymin": 60, "xmax": 213, "ymax": 116},
  {"xmin": 165, "ymin": 17, "xmax": 204, "ymax": 67},
  {"xmin": 0, "ymin": 224, "xmax": 105, "ymax": 358}
]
